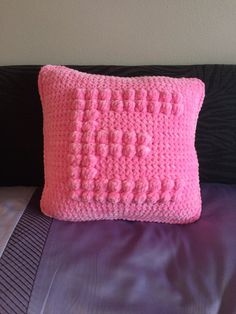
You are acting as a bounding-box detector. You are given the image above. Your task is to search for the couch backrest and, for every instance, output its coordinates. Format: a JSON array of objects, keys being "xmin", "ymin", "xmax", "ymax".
[{"xmin": 0, "ymin": 65, "xmax": 236, "ymax": 185}]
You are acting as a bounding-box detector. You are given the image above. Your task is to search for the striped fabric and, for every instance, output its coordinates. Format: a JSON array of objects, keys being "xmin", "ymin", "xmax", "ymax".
[{"xmin": 0, "ymin": 189, "xmax": 52, "ymax": 314}]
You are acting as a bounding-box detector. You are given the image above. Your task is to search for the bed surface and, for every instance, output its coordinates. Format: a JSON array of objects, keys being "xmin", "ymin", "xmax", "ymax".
[{"xmin": 0, "ymin": 183, "xmax": 236, "ymax": 314}]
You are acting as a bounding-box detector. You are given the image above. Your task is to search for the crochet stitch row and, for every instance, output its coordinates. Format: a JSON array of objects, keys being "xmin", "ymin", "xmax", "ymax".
[
  {"xmin": 69, "ymin": 177, "xmax": 183, "ymax": 204},
  {"xmin": 73, "ymin": 88, "xmax": 184, "ymax": 115}
]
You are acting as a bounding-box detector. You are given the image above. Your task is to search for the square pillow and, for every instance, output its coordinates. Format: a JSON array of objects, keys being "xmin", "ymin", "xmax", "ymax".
[{"xmin": 38, "ymin": 65, "xmax": 205, "ymax": 224}]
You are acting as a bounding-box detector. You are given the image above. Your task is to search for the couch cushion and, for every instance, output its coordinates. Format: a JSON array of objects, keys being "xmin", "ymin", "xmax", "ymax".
[{"xmin": 38, "ymin": 65, "xmax": 204, "ymax": 223}]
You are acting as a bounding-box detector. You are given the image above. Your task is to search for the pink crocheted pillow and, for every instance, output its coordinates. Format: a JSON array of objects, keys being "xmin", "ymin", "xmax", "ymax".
[{"xmin": 38, "ymin": 65, "xmax": 205, "ymax": 224}]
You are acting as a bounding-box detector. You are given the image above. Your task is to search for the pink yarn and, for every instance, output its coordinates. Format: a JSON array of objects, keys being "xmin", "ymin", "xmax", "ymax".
[{"xmin": 38, "ymin": 65, "xmax": 205, "ymax": 224}]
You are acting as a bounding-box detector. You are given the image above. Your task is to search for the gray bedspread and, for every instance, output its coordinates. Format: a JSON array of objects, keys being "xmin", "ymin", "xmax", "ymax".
[{"xmin": 0, "ymin": 183, "xmax": 236, "ymax": 314}]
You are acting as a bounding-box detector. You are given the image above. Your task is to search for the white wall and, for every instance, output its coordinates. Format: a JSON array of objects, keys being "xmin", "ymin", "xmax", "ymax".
[{"xmin": 1, "ymin": 0, "xmax": 236, "ymax": 65}]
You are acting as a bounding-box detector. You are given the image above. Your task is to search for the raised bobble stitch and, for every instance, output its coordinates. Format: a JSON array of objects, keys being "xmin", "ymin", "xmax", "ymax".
[
  {"xmin": 96, "ymin": 144, "xmax": 108, "ymax": 157},
  {"xmin": 83, "ymin": 144, "xmax": 95, "ymax": 155},
  {"xmin": 172, "ymin": 102, "xmax": 179, "ymax": 116},
  {"xmin": 121, "ymin": 192, "xmax": 133, "ymax": 203},
  {"xmin": 111, "ymin": 100, "xmax": 123, "ymax": 112},
  {"xmin": 81, "ymin": 155, "xmax": 97, "ymax": 167},
  {"xmin": 94, "ymin": 191, "xmax": 107, "ymax": 202},
  {"xmin": 136, "ymin": 145, "xmax": 150, "ymax": 158},
  {"xmin": 82, "ymin": 131, "xmax": 95, "ymax": 143},
  {"xmin": 85, "ymin": 100, "xmax": 97, "ymax": 110},
  {"xmin": 98, "ymin": 100, "xmax": 110, "ymax": 112},
  {"xmin": 96, "ymin": 130, "xmax": 109, "ymax": 144},
  {"xmin": 122, "ymin": 179, "xmax": 135, "ymax": 192},
  {"xmin": 110, "ymin": 130, "xmax": 123, "ymax": 143},
  {"xmin": 160, "ymin": 91, "xmax": 172, "ymax": 115},
  {"xmin": 86, "ymin": 88, "xmax": 98, "ymax": 100},
  {"xmin": 123, "ymin": 88, "xmax": 135, "ymax": 100},
  {"xmin": 148, "ymin": 101, "xmax": 162, "ymax": 114},
  {"xmin": 108, "ymin": 179, "xmax": 122, "ymax": 192},
  {"xmin": 149, "ymin": 178, "xmax": 161, "ymax": 192},
  {"xmin": 110, "ymin": 144, "xmax": 122, "ymax": 158},
  {"xmin": 136, "ymin": 88, "xmax": 147, "ymax": 100},
  {"xmin": 174, "ymin": 178, "xmax": 184, "ymax": 191},
  {"xmin": 147, "ymin": 192, "xmax": 160, "ymax": 204},
  {"xmin": 134, "ymin": 193, "xmax": 146, "ymax": 204},
  {"xmin": 135, "ymin": 179, "xmax": 149, "ymax": 193},
  {"xmin": 172, "ymin": 92, "xmax": 183, "ymax": 116},
  {"xmin": 70, "ymin": 190, "xmax": 81, "ymax": 200},
  {"xmin": 112, "ymin": 89, "xmax": 122, "ymax": 100},
  {"xmin": 148, "ymin": 89, "xmax": 160, "ymax": 101},
  {"xmin": 172, "ymin": 91, "xmax": 182, "ymax": 103},
  {"xmin": 135, "ymin": 100, "xmax": 147, "ymax": 112},
  {"xmin": 123, "ymin": 145, "xmax": 136, "ymax": 158},
  {"xmin": 99, "ymin": 88, "xmax": 111, "ymax": 100},
  {"xmin": 124, "ymin": 100, "xmax": 135, "ymax": 111},
  {"xmin": 108, "ymin": 192, "xmax": 120, "ymax": 204},
  {"xmin": 137, "ymin": 132, "xmax": 152, "ymax": 145},
  {"xmin": 81, "ymin": 167, "xmax": 97, "ymax": 179},
  {"xmin": 161, "ymin": 102, "xmax": 172, "ymax": 115},
  {"xmin": 123, "ymin": 131, "xmax": 136, "ymax": 144},
  {"xmin": 82, "ymin": 121, "xmax": 98, "ymax": 132},
  {"xmin": 68, "ymin": 153, "xmax": 81, "ymax": 165},
  {"xmin": 162, "ymin": 178, "xmax": 175, "ymax": 192},
  {"xmin": 81, "ymin": 191, "xmax": 93, "ymax": 202},
  {"xmin": 84, "ymin": 110, "xmax": 99, "ymax": 121},
  {"xmin": 81, "ymin": 179, "xmax": 94, "ymax": 191},
  {"xmin": 160, "ymin": 191, "xmax": 172, "ymax": 203},
  {"xmin": 176, "ymin": 103, "xmax": 184, "ymax": 116},
  {"xmin": 161, "ymin": 91, "xmax": 172, "ymax": 103}
]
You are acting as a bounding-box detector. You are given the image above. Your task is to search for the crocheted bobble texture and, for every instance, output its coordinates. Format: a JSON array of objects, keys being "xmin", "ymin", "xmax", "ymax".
[{"xmin": 38, "ymin": 65, "xmax": 205, "ymax": 224}]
